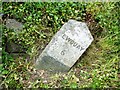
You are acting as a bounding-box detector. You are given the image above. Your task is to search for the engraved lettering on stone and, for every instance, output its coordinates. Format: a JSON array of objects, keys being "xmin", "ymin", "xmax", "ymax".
[
  {"xmin": 62, "ymin": 34, "xmax": 83, "ymax": 51},
  {"xmin": 61, "ymin": 50, "xmax": 66, "ymax": 55}
]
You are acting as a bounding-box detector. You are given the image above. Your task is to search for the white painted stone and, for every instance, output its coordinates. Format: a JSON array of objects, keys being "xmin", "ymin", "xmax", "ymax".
[{"xmin": 35, "ymin": 20, "xmax": 93, "ymax": 72}]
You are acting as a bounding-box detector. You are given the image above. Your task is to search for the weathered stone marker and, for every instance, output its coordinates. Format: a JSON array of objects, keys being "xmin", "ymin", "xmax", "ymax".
[{"xmin": 36, "ymin": 20, "xmax": 93, "ymax": 72}]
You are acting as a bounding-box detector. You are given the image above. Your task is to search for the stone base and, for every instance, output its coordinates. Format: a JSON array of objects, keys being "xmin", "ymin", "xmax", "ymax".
[{"xmin": 36, "ymin": 55, "xmax": 70, "ymax": 72}]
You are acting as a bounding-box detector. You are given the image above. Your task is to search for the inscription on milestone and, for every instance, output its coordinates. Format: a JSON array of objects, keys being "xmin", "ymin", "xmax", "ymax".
[
  {"xmin": 35, "ymin": 20, "xmax": 94, "ymax": 72},
  {"xmin": 61, "ymin": 50, "xmax": 66, "ymax": 56},
  {"xmin": 62, "ymin": 33, "xmax": 84, "ymax": 51}
]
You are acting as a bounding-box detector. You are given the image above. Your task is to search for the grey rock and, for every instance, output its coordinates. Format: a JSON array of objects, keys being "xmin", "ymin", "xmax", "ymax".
[
  {"xmin": 5, "ymin": 19, "xmax": 23, "ymax": 31},
  {"xmin": 35, "ymin": 20, "xmax": 94, "ymax": 72}
]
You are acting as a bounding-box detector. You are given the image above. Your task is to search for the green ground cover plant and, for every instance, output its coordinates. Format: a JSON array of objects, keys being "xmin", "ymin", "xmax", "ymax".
[{"xmin": 1, "ymin": 2, "xmax": 119, "ymax": 88}]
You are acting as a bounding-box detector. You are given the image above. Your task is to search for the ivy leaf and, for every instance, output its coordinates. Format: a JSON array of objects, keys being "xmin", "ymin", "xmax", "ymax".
[
  {"xmin": 54, "ymin": 15, "xmax": 58, "ymax": 21},
  {"xmin": 2, "ymin": 70, "xmax": 9, "ymax": 75},
  {"xmin": 70, "ymin": 82, "xmax": 78, "ymax": 88}
]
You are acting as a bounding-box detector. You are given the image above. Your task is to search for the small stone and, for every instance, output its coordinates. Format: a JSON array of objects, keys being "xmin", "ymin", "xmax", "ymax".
[
  {"xmin": 6, "ymin": 41, "xmax": 26, "ymax": 53},
  {"xmin": 35, "ymin": 19, "xmax": 93, "ymax": 72},
  {"xmin": 5, "ymin": 19, "xmax": 23, "ymax": 31}
]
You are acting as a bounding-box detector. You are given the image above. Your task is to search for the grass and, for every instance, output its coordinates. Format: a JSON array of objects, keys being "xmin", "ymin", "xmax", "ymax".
[{"xmin": 1, "ymin": 2, "xmax": 120, "ymax": 88}]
